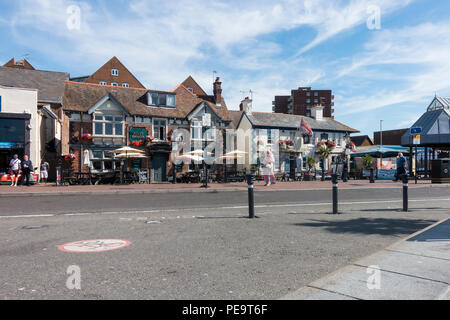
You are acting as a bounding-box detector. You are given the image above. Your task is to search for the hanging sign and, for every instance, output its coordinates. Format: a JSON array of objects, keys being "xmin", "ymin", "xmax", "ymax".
[
  {"xmin": 129, "ymin": 127, "xmax": 148, "ymax": 142},
  {"xmin": 413, "ymin": 134, "xmax": 420, "ymax": 145}
]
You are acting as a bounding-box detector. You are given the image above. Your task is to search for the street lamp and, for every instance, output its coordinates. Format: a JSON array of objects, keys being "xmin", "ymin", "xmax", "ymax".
[{"xmin": 380, "ymin": 120, "xmax": 383, "ymax": 146}]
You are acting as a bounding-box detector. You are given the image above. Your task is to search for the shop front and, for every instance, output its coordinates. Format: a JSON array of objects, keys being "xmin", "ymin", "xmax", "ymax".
[{"xmin": 0, "ymin": 114, "xmax": 30, "ymax": 179}]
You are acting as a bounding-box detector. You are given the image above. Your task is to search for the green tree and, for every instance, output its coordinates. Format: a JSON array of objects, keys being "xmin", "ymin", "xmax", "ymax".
[
  {"xmin": 306, "ymin": 156, "xmax": 316, "ymax": 173},
  {"xmin": 362, "ymin": 154, "xmax": 374, "ymax": 170}
]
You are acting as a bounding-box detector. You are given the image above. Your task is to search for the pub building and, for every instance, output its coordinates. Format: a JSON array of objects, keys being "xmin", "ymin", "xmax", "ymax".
[{"xmin": 61, "ymin": 76, "xmax": 231, "ymax": 182}]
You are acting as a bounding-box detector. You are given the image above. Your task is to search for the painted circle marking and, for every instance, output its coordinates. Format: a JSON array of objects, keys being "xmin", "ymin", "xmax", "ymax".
[{"xmin": 58, "ymin": 239, "xmax": 131, "ymax": 253}]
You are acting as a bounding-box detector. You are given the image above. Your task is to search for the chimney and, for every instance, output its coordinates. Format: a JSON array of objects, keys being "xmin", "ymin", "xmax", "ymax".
[
  {"xmin": 213, "ymin": 77, "xmax": 222, "ymax": 107},
  {"xmin": 239, "ymin": 97, "xmax": 252, "ymax": 114},
  {"xmin": 311, "ymin": 104, "xmax": 324, "ymax": 120}
]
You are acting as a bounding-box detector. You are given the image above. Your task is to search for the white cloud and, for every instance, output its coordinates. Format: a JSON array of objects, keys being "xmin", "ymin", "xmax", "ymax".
[{"xmin": 335, "ymin": 22, "xmax": 450, "ymax": 116}]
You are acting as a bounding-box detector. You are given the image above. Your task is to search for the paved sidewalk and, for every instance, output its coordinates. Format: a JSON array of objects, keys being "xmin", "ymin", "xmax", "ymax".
[
  {"xmin": 281, "ymin": 218, "xmax": 450, "ymax": 300},
  {"xmin": 0, "ymin": 179, "xmax": 447, "ymax": 197}
]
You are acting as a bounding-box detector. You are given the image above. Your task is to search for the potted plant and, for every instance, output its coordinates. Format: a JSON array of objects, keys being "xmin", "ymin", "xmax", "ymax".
[
  {"xmin": 304, "ymin": 156, "xmax": 316, "ymax": 181},
  {"xmin": 362, "ymin": 154, "xmax": 375, "ymax": 182},
  {"xmin": 317, "ymin": 145, "xmax": 331, "ymax": 181}
]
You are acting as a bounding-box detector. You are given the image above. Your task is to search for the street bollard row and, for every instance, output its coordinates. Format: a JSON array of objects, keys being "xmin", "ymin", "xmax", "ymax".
[{"xmin": 239, "ymin": 171, "xmax": 408, "ymax": 218}]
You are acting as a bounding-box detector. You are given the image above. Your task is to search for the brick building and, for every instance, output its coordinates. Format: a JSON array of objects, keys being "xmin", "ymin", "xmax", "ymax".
[
  {"xmin": 273, "ymin": 87, "xmax": 334, "ymax": 118},
  {"xmin": 60, "ymin": 76, "xmax": 231, "ymax": 182},
  {"xmin": 3, "ymin": 57, "xmax": 36, "ymax": 70},
  {"xmin": 70, "ymin": 56, "xmax": 146, "ymax": 89},
  {"xmin": 374, "ymin": 128, "xmax": 408, "ymax": 145}
]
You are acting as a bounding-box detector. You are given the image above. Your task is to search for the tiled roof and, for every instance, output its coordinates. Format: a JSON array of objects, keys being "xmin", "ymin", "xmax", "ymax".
[
  {"xmin": 0, "ymin": 66, "xmax": 69, "ymax": 104},
  {"xmin": 351, "ymin": 135, "xmax": 373, "ymax": 146},
  {"xmin": 244, "ymin": 112, "xmax": 359, "ymax": 132},
  {"xmin": 63, "ymin": 81, "xmax": 231, "ymax": 121}
]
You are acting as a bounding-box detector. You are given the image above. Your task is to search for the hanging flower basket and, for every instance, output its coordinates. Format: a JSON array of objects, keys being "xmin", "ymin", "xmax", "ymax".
[
  {"xmin": 326, "ymin": 140, "xmax": 336, "ymax": 148},
  {"xmin": 82, "ymin": 133, "xmax": 93, "ymax": 140},
  {"xmin": 63, "ymin": 153, "xmax": 77, "ymax": 161},
  {"xmin": 131, "ymin": 140, "xmax": 145, "ymax": 147},
  {"xmin": 317, "ymin": 141, "xmax": 326, "ymax": 147}
]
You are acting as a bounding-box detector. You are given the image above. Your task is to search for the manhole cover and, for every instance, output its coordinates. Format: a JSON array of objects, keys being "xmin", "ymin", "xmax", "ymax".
[{"xmin": 58, "ymin": 239, "xmax": 131, "ymax": 253}]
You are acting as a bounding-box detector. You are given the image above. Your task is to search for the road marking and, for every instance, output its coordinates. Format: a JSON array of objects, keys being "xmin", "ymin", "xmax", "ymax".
[
  {"xmin": 58, "ymin": 239, "xmax": 131, "ymax": 253},
  {"xmin": 1, "ymin": 198, "xmax": 450, "ymax": 219}
]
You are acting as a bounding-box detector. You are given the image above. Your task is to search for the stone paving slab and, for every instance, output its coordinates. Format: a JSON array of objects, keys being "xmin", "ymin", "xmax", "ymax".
[{"xmin": 281, "ymin": 218, "xmax": 450, "ymax": 300}]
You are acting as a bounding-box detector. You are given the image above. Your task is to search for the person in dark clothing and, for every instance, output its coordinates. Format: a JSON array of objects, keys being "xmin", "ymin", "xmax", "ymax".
[
  {"xmin": 394, "ymin": 152, "xmax": 407, "ymax": 182},
  {"xmin": 21, "ymin": 155, "xmax": 33, "ymax": 186}
]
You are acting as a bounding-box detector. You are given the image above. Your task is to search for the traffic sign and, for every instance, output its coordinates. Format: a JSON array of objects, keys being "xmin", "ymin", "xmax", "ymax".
[{"xmin": 410, "ymin": 127, "xmax": 422, "ymax": 134}]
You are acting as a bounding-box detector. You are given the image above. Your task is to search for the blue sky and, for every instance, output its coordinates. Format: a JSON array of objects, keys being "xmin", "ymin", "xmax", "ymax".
[{"xmin": 1, "ymin": 0, "xmax": 450, "ymax": 136}]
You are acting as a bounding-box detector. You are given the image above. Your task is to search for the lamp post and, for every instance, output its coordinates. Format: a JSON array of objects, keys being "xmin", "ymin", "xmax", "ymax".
[
  {"xmin": 200, "ymin": 114, "xmax": 210, "ymax": 189},
  {"xmin": 380, "ymin": 120, "xmax": 383, "ymax": 147}
]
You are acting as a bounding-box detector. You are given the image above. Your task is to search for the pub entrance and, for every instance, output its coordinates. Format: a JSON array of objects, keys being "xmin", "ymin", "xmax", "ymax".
[{"xmin": 149, "ymin": 143, "xmax": 171, "ymax": 183}]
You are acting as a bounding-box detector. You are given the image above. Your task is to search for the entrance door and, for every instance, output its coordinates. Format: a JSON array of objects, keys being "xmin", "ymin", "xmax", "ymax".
[{"xmin": 151, "ymin": 154, "xmax": 167, "ymax": 182}]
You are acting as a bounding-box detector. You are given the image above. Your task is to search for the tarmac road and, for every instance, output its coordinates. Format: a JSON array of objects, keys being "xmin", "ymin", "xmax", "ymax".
[{"xmin": 0, "ymin": 187, "xmax": 449, "ymax": 299}]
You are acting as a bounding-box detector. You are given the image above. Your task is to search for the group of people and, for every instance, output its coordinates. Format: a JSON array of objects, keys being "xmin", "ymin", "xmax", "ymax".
[{"xmin": 8, "ymin": 154, "xmax": 49, "ymax": 187}]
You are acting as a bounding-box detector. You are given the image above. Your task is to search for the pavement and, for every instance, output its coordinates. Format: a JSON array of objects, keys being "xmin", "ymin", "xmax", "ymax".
[
  {"xmin": 282, "ymin": 218, "xmax": 450, "ymax": 300},
  {"xmin": 0, "ymin": 186, "xmax": 449, "ymax": 299},
  {"xmin": 0, "ymin": 179, "xmax": 448, "ymax": 197}
]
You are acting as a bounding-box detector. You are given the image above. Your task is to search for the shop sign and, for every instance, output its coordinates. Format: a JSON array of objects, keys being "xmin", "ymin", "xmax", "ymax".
[
  {"xmin": 129, "ymin": 127, "xmax": 148, "ymax": 142},
  {"xmin": 0, "ymin": 142, "xmax": 24, "ymax": 149}
]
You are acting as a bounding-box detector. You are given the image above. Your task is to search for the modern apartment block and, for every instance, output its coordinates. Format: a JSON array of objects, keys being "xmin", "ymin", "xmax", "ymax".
[{"xmin": 272, "ymin": 87, "xmax": 334, "ymax": 118}]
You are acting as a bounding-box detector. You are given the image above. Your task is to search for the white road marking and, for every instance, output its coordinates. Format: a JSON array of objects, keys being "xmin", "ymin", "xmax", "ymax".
[{"xmin": 0, "ymin": 198, "xmax": 449, "ymax": 219}]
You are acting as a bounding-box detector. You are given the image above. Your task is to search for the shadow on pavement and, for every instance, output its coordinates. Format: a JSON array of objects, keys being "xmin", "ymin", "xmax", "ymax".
[
  {"xmin": 407, "ymin": 219, "xmax": 450, "ymax": 242},
  {"xmin": 293, "ymin": 218, "xmax": 437, "ymax": 236}
]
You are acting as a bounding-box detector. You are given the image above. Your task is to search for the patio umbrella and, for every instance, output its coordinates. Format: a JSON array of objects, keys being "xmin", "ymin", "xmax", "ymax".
[
  {"xmin": 176, "ymin": 154, "xmax": 204, "ymax": 162},
  {"xmin": 350, "ymin": 146, "xmax": 410, "ymax": 158},
  {"xmin": 215, "ymin": 155, "xmax": 244, "ymax": 162},
  {"xmin": 187, "ymin": 149, "xmax": 213, "ymax": 157},
  {"xmin": 224, "ymin": 150, "xmax": 247, "ymax": 156},
  {"xmin": 115, "ymin": 153, "xmax": 147, "ymax": 159},
  {"xmin": 112, "ymin": 146, "xmax": 145, "ymax": 154}
]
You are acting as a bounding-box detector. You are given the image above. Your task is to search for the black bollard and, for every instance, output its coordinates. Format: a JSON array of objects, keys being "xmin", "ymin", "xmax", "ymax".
[
  {"xmin": 172, "ymin": 164, "xmax": 176, "ymax": 184},
  {"xmin": 332, "ymin": 174, "xmax": 339, "ymax": 214},
  {"xmin": 246, "ymin": 173, "xmax": 255, "ymax": 219},
  {"xmin": 402, "ymin": 174, "xmax": 408, "ymax": 212},
  {"xmin": 200, "ymin": 162, "xmax": 209, "ymax": 188},
  {"xmin": 369, "ymin": 168, "xmax": 375, "ymax": 183}
]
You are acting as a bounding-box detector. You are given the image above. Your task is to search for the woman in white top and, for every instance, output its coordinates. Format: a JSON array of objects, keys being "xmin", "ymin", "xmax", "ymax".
[
  {"xmin": 9, "ymin": 154, "xmax": 21, "ymax": 187},
  {"xmin": 261, "ymin": 149, "xmax": 276, "ymax": 186}
]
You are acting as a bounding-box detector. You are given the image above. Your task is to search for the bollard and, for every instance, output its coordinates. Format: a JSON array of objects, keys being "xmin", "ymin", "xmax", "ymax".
[
  {"xmin": 172, "ymin": 164, "xmax": 176, "ymax": 184},
  {"xmin": 332, "ymin": 174, "xmax": 339, "ymax": 214},
  {"xmin": 402, "ymin": 174, "xmax": 408, "ymax": 212},
  {"xmin": 246, "ymin": 174, "xmax": 255, "ymax": 219},
  {"xmin": 56, "ymin": 165, "xmax": 62, "ymax": 187},
  {"xmin": 200, "ymin": 162, "xmax": 209, "ymax": 188},
  {"xmin": 369, "ymin": 168, "xmax": 375, "ymax": 183}
]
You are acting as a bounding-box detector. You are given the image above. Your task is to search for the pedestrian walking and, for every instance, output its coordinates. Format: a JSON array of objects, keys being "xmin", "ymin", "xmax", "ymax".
[
  {"xmin": 394, "ymin": 152, "xmax": 407, "ymax": 182},
  {"xmin": 9, "ymin": 154, "xmax": 21, "ymax": 187},
  {"xmin": 261, "ymin": 148, "xmax": 276, "ymax": 186},
  {"xmin": 40, "ymin": 160, "xmax": 50, "ymax": 183},
  {"xmin": 21, "ymin": 155, "xmax": 33, "ymax": 186}
]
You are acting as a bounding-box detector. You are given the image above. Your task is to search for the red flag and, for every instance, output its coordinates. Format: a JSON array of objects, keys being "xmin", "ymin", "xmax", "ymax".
[{"xmin": 300, "ymin": 119, "xmax": 313, "ymax": 136}]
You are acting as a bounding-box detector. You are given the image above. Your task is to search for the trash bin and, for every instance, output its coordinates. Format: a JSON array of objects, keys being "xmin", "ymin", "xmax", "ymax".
[{"xmin": 431, "ymin": 158, "xmax": 450, "ymax": 183}]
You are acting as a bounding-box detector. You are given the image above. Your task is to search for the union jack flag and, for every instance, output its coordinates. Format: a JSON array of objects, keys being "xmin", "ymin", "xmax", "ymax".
[{"xmin": 300, "ymin": 119, "xmax": 313, "ymax": 137}]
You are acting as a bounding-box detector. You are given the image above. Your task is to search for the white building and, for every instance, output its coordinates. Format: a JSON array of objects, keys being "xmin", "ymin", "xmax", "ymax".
[
  {"xmin": 0, "ymin": 85, "xmax": 38, "ymax": 172},
  {"xmin": 231, "ymin": 98, "xmax": 359, "ymax": 173}
]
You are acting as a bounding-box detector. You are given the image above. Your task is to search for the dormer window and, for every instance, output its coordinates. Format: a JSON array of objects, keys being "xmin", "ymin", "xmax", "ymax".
[
  {"xmin": 146, "ymin": 91, "xmax": 176, "ymax": 108},
  {"xmin": 100, "ymin": 81, "xmax": 107, "ymax": 85},
  {"xmin": 122, "ymin": 83, "xmax": 129, "ymax": 88},
  {"xmin": 111, "ymin": 69, "xmax": 119, "ymax": 76},
  {"xmin": 111, "ymin": 82, "xmax": 119, "ymax": 87}
]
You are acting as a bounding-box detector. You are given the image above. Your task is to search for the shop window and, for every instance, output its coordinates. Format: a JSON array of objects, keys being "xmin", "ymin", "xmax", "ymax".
[{"xmin": 0, "ymin": 118, "xmax": 25, "ymax": 143}]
